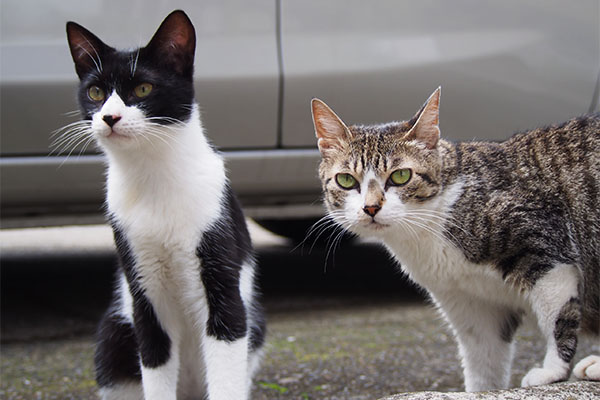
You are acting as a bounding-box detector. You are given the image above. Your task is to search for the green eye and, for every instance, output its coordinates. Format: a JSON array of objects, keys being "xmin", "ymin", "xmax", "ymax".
[
  {"xmin": 389, "ymin": 169, "xmax": 412, "ymax": 185},
  {"xmin": 134, "ymin": 83, "xmax": 153, "ymax": 98},
  {"xmin": 335, "ymin": 173, "xmax": 358, "ymax": 190},
  {"xmin": 88, "ymin": 85, "xmax": 105, "ymax": 102}
]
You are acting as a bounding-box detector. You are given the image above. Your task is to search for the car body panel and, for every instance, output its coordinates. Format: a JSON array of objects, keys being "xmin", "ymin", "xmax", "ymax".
[
  {"xmin": 1, "ymin": 0, "xmax": 598, "ymax": 226},
  {"xmin": 280, "ymin": 0, "xmax": 599, "ymax": 146},
  {"xmin": 0, "ymin": 149, "xmax": 322, "ymax": 226},
  {"xmin": 1, "ymin": 0, "xmax": 279, "ymax": 155}
]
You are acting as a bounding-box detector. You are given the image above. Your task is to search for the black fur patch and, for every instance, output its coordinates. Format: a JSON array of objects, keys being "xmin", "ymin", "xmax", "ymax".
[
  {"xmin": 416, "ymin": 172, "xmax": 436, "ymax": 185},
  {"xmin": 554, "ymin": 297, "xmax": 581, "ymax": 363},
  {"xmin": 197, "ymin": 185, "xmax": 264, "ymax": 343},
  {"xmin": 95, "ymin": 305, "xmax": 141, "ymax": 387},
  {"xmin": 112, "ymin": 223, "xmax": 172, "ymax": 369}
]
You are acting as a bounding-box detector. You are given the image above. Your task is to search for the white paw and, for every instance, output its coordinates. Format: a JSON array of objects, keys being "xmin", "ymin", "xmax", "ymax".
[
  {"xmin": 521, "ymin": 367, "xmax": 567, "ymax": 387},
  {"xmin": 573, "ymin": 355, "xmax": 600, "ymax": 381}
]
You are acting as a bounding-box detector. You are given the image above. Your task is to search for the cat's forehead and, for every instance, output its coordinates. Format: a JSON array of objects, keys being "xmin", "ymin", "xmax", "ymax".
[
  {"xmin": 349, "ymin": 121, "xmax": 414, "ymax": 138},
  {"xmin": 342, "ymin": 121, "xmax": 416, "ymax": 171},
  {"xmin": 83, "ymin": 47, "xmax": 157, "ymax": 85}
]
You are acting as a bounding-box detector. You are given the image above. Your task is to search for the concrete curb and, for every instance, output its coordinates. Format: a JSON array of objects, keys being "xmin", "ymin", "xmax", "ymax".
[{"xmin": 379, "ymin": 381, "xmax": 600, "ymax": 400}]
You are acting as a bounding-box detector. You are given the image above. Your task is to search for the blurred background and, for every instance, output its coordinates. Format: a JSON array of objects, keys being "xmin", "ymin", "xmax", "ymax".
[
  {"xmin": 1, "ymin": 1, "xmax": 598, "ymax": 399},
  {"xmin": 1, "ymin": 0, "xmax": 598, "ymax": 234}
]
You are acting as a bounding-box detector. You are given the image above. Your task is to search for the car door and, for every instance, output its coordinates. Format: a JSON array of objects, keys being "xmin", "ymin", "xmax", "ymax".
[{"xmin": 280, "ymin": 0, "xmax": 599, "ymax": 146}]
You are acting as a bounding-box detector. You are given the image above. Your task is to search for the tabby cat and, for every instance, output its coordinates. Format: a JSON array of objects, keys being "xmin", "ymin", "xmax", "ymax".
[
  {"xmin": 65, "ymin": 10, "xmax": 265, "ymax": 400},
  {"xmin": 312, "ymin": 88, "xmax": 599, "ymax": 391}
]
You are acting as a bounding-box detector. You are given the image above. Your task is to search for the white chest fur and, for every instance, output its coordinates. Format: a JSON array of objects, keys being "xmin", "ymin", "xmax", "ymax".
[
  {"xmin": 105, "ymin": 108, "xmax": 225, "ymax": 244},
  {"xmin": 379, "ymin": 180, "xmax": 524, "ymax": 310},
  {"xmin": 103, "ymin": 107, "xmax": 227, "ymax": 307},
  {"xmin": 385, "ymin": 235, "xmax": 523, "ymax": 309}
]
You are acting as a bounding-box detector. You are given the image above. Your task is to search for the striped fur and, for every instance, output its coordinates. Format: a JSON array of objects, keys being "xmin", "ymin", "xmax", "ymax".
[{"xmin": 312, "ymin": 89, "xmax": 599, "ymax": 391}]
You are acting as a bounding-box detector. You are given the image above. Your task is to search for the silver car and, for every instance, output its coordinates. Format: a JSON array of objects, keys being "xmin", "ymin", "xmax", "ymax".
[{"xmin": 1, "ymin": 0, "xmax": 598, "ymax": 239}]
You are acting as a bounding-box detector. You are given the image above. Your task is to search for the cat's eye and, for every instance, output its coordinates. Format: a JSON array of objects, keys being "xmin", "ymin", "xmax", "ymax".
[
  {"xmin": 336, "ymin": 173, "xmax": 358, "ymax": 190},
  {"xmin": 134, "ymin": 83, "xmax": 153, "ymax": 98},
  {"xmin": 389, "ymin": 169, "xmax": 412, "ymax": 186},
  {"xmin": 88, "ymin": 86, "xmax": 105, "ymax": 102}
]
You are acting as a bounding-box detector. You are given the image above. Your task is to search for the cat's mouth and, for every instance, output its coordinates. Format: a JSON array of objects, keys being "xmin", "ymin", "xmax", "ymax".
[
  {"xmin": 103, "ymin": 129, "xmax": 133, "ymax": 142},
  {"xmin": 363, "ymin": 219, "xmax": 390, "ymax": 231},
  {"xmin": 107, "ymin": 131, "xmax": 126, "ymax": 139}
]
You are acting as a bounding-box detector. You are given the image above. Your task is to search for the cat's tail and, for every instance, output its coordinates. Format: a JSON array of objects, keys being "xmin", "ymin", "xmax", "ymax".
[{"xmin": 573, "ymin": 355, "xmax": 600, "ymax": 380}]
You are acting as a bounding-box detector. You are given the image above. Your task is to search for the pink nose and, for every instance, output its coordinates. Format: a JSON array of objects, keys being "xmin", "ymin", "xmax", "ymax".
[
  {"xmin": 102, "ymin": 115, "xmax": 121, "ymax": 127},
  {"xmin": 363, "ymin": 205, "xmax": 381, "ymax": 217}
]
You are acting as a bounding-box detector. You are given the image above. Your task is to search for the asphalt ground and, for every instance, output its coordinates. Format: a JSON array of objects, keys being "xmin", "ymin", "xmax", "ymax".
[{"xmin": 1, "ymin": 224, "xmax": 598, "ymax": 399}]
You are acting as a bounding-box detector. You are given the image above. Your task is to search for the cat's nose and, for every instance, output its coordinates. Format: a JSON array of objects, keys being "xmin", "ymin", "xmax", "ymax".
[
  {"xmin": 363, "ymin": 205, "xmax": 381, "ymax": 217},
  {"xmin": 102, "ymin": 115, "xmax": 122, "ymax": 127}
]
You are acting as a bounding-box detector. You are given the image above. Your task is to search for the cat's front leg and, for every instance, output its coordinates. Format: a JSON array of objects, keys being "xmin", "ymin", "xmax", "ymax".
[
  {"xmin": 131, "ymin": 289, "xmax": 180, "ymax": 400},
  {"xmin": 202, "ymin": 335, "xmax": 250, "ymax": 399},
  {"xmin": 435, "ymin": 291, "xmax": 520, "ymax": 391},
  {"xmin": 201, "ymin": 265, "xmax": 250, "ymax": 400},
  {"xmin": 521, "ymin": 263, "xmax": 580, "ymax": 387}
]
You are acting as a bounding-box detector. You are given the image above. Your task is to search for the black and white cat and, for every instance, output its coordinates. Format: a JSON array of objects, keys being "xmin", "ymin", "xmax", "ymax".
[{"xmin": 65, "ymin": 10, "xmax": 265, "ymax": 400}]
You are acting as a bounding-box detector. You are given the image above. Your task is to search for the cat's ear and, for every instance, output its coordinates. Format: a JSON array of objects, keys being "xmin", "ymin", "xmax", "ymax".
[
  {"xmin": 66, "ymin": 22, "xmax": 110, "ymax": 79},
  {"xmin": 312, "ymin": 99, "xmax": 352, "ymax": 156},
  {"xmin": 404, "ymin": 87, "xmax": 441, "ymax": 149},
  {"xmin": 145, "ymin": 10, "xmax": 196, "ymax": 77}
]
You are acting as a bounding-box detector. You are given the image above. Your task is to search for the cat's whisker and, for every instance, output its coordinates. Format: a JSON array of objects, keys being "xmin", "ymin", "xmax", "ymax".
[
  {"xmin": 141, "ymin": 130, "xmax": 168, "ymax": 150},
  {"xmin": 61, "ymin": 110, "xmax": 83, "ymax": 118},
  {"xmin": 403, "ymin": 213, "xmax": 450, "ymax": 232},
  {"xmin": 51, "ymin": 121, "xmax": 92, "ymax": 138},
  {"xmin": 404, "ymin": 217, "xmax": 448, "ymax": 240},
  {"xmin": 51, "ymin": 130, "xmax": 93, "ymax": 157},
  {"xmin": 292, "ymin": 215, "xmax": 331, "ymax": 253},
  {"xmin": 130, "ymin": 48, "xmax": 140, "ymax": 77},
  {"xmin": 57, "ymin": 133, "xmax": 96, "ymax": 167},
  {"xmin": 406, "ymin": 211, "xmax": 473, "ymax": 239},
  {"xmin": 146, "ymin": 117, "xmax": 187, "ymax": 128},
  {"xmin": 331, "ymin": 228, "xmax": 348, "ymax": 271},
  {"xmin": 145, "ymin": 125, "xmax": 182, "ymax": 141},
  {"xmin": 306, "ymin": 213, "xmax": 345, "ymax": 249},
  {"xmin": 397, "ymin": 219, "xmax": 419, "ymax": 242},
  {"xmin": 405, "ymin": 214, "xmax": 464, "ymax": 247},
  {"xmin": 323, "ymin": 222, "xmax": 349, "ymax": 273},
  {"xmin": 51, "ymin": 133, "xmax": 81, "ymax": 152},
  {"xmin": 51, "ymin": 130, "xmax": 91, "ymax": 152},
  {"xmin": 304, "ymin": 211, "xmax": 345, "ymax": 238},
  {"xmin": 51, "ymin": 126, "xmax": 91, "ymax": 145},
  {"xmin": 403, "ymin": 217, "xmax": 451, "ymax": 245},
  {"xmin": 296, "ymin": 213, "xmax": 344, "ymax": 254},
  {"xmin": 75, "ymin": 41, "xmax": 102, "ymax": 74},
  {"xmin": 404, "ymin": 210, "xmax": 472, "ymax": 238},
  {"xmin": 405, "ymin": 216, "xmax": 469, "ymax": 255},
  {"xmin": 306, "ymin": 224, "xmax": 337, "ymax": 253},
  {"xmin": 51, "ymin": 124, "xmax": 92, "ymax": 138},
  {"xmin": 143, "ymin": 129, "xmax": 180, "ymax": 152},
  {"xmin": 78, "ymin": 135, "xmax": 98, "ymax": 155},
  {"xmin": 311, "ymin": 221, "xmax": 344, "ymax": 253},
  {"xmin": 145, "ymin": 123, "xmax": 186, "ymax": 146},
  {"xmin": 132, "ymin": 132, "xmax": 143, "ymax": 148},
  {"xmin": 178, "ymin": 104, "xmax": 195, "ymax": 113}
]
